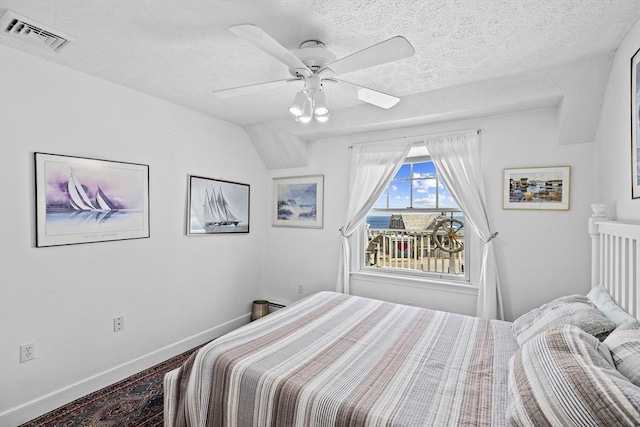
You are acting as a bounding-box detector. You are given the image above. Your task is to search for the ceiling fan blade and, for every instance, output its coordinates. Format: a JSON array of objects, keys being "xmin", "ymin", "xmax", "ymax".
[
  {"xmin": 229, "ymin": 24, "xmax": 311, "ymax": 76},
  {"xmin": 335, "ymin": 78, "xmax": 400, "ymax": 109},
  {"xmin": 213, "ymin": 79, "xmax": 295, "ymax": 98},
  {"xmin": 321, "ymin": 36, "xmax": 415, "ymax": 76}
]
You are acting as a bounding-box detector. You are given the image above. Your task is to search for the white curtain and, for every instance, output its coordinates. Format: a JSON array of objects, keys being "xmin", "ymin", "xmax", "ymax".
[
  {"xmin": 337, "ymin": 142, "xmax": 412, "ymax": 294},
  {"xmin": 424, "ymin": 131, "xmax": 504, "ymax": 320}
]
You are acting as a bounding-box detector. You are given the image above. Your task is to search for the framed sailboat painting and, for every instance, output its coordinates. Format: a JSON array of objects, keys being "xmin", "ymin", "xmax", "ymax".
[
  {"xmin": 187, "ymin": 175, "xmax": 250, "ymax": 235},
  {"xmin": 34, "ymin": 152, "xmax": 150, "ymax": 247}
]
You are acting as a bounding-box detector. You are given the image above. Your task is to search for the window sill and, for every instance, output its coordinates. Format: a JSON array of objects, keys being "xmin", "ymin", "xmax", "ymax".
[{"xmin": 351, "ymin": 270, "xmax": 478, "ymax": 296}]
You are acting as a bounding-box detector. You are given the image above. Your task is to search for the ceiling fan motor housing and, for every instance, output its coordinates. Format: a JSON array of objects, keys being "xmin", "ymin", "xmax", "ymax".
[{"xmin": 290, "ymin": 40, "xmax": 337, "ymax": 76}]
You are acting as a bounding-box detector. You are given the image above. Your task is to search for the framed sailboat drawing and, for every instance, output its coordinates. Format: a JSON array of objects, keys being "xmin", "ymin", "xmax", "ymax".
[
  {"xmin": 34, "ymin": 153, "xmax": 150, "ymax": 247},
  {"xmin": 187, "ymin": 175, "xmax": 250, "ymax": 235}
]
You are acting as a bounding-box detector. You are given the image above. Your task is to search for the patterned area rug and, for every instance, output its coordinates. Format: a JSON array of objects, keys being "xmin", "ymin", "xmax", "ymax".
[{"xmin": 20, "ymin": 346, "xmax": 199, "ymax": 427}]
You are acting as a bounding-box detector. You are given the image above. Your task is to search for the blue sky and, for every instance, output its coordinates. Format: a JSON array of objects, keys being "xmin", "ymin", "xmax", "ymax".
[{"xmin": 373, "ymin": 161, "xmax": 458, "ymax": 209}]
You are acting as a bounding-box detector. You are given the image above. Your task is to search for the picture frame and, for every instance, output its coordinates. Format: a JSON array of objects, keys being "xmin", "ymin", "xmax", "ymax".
[
  {"xmin": 187, "ymin": 175, "xmax": 250, "ymax": 235},
  {"xmin": 503, "ymin": 166, "xmax": 570, "ymax": 210},
  {"xmin": 35, "ymin": 152, "xmax": 150, "ymax": 247},
  {"xmin": 273, "ymin": 175, "xmax": 324, "ymax": 228},
  {"xmin": 632, "ymin": 47, "xmax": 639, "ymax": 199}
]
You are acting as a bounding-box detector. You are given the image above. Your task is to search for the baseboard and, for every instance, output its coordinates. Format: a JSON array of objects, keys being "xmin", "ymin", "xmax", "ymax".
[
  {"xmin": 268, "ymin": 300, "xmax": 287, "ymax": 312},
  {"xmin": 0, "ymin": 313, "xmax": 250, "ymax": 427}
]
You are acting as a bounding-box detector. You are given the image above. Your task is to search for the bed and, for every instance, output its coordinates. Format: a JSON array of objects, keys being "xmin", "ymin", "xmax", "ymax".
[{"xmin": 165, "ymin": 216, "xmax": 640, "ymax": 427}]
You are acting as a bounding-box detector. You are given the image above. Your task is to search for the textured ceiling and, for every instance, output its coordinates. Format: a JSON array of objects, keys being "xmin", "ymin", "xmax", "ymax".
[{"xmin": 1, "ymin": 0, "xmax": 639, "ymax": 127}]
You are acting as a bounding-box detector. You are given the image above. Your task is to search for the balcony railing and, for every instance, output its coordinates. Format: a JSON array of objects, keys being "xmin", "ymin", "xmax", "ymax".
[{"xmin": 365, "ymin": 213, "xmax": 465, "ymax": 276}]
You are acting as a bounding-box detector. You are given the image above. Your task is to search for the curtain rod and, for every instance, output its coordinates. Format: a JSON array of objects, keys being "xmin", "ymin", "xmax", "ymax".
[{"xmin": 347, "ymin": 128, "xmax": 481, "ymax": 149}]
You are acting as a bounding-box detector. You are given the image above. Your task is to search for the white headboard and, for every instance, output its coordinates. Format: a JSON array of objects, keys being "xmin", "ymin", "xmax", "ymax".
[{"xmin": 589, "ymin": 206, "xmax": 640, "ymax": 320}]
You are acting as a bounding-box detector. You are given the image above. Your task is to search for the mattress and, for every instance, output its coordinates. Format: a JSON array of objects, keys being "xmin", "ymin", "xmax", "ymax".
[{"xmin": 164, "ymin": 291, "xmax": 518, "ymax": 427}]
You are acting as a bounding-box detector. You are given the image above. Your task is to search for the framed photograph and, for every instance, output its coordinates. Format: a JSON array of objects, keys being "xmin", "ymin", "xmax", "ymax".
[
  {"xmin": 632, "ymin": 47, "xmax": 640, "ymax": 199},
  {"xmin": 503, "ymin": 166, "xmax": 571, "ymax": 210},
  {"xmin": 273, "ymin": 175, "xmax": 324, "ymax": 228},
  {"xmin": 187, "ymin": 175, "xmax": 249, "ymax": 235},
  {"xmin": 35, "ymin": 152, "xmax": 150, "ymax": 247}
]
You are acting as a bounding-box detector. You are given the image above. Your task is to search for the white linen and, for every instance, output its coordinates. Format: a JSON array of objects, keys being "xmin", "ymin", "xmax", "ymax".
[
  {"xmin": 336, "ymin": 142, "xmax": 411, "ymax": 294},
  {"xmin": 424, "ymin": 131, "xmax": 503, "ymax": 319}
]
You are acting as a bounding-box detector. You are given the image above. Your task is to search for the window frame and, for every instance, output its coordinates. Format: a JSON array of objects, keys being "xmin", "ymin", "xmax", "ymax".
[{"xmin": 359, "ymin": 154, "xmax": 471, "ymax": 283}]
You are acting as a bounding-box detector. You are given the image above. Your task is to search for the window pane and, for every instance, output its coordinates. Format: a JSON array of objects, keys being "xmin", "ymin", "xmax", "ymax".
[
  {"xmin": 412, "ymin": 177, "xmax": 437, "ymax": 208},
  {"xmin": 373, "ymin": 189, "xmax": 388, "ymax": 209},
  {"xmin": 438, "ymin": 181, "xmax": 459, "ymax": 208},
  {"xmin": 388, "ymin": 180, "xmax": 411, "ymax": 208},
  {"xmin": 412, "ymin": 161, "xmax": 436, "ymax": 178},
  {"xmin": 394, "ymin": 163, "xmax": 411, "ymax": 179}
]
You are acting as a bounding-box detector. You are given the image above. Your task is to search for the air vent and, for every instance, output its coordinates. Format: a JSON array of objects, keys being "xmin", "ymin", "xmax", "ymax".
[{"xmin": 0, "ymin": 10, "xmax": 75, "ymax": 52}]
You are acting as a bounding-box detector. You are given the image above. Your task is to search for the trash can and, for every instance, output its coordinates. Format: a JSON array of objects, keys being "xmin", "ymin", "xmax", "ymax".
[{"xmin": 251, "ymin": 300, "xmax": 269, "ymax": 321}]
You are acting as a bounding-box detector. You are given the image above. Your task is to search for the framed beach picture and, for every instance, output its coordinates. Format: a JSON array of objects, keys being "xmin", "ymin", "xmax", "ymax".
[
  {"xmin": 187, "ymin": 175, "xmax": 249, "ymax": 235},
  {"xmin": 503, "ymin": 166, "xmax": 570, "ymax": 211},
  {"xmin": 632, "ymin": 47, "xmax": 639, "ymax": 199},
  {"xmin": 34, "ymin": 152, "xmax": 150, "ymax": 247},
  {"xmin": 273, "ymin": 175, "xmax": 324, "ymax": 228}
]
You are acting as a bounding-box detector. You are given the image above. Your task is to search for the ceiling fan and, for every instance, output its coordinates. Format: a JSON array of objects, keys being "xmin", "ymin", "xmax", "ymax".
[{"xmin": 213, "ymin": 24, "xmax": 415, "ymax": 123}]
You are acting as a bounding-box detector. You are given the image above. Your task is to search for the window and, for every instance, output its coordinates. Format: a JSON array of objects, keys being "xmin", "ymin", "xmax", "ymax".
[{"xmin": 363, "ymin": 154, "xmax": 467, "ymax": 279}]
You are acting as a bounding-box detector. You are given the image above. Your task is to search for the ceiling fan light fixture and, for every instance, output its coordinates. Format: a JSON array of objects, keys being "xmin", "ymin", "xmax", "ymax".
[
  {"xmin": 315, "ymin": 113, "xmax": 330, "ymax": 123},
  {"xmin": 313, "ymin": 90, "xmax": 329, "ymax": 116},
  {"xmin": 296, "ymin": 97, "xmax": 313, "ymax": 123},
  {"xmin": 288, "ymin": 90, "xmax": 308, "ymax": 116},
  {"xmin": 288, "ymin": 106, "xmax": 303, "ymax": 117}
]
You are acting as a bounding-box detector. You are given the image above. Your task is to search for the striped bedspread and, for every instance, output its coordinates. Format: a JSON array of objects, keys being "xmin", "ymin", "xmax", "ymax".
[{"xmin": 164, "ymin": 291, "xmax": 518, "ymax": 427}]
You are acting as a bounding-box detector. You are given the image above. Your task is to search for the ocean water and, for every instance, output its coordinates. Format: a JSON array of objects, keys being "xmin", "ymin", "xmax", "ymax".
[
  {"xmin": 367, "ymin": 215, "xmax": 391, "ymax": 229},
  {"xmin": 366, "ymin": 213, "xmax": 465, "ymax": 230}
]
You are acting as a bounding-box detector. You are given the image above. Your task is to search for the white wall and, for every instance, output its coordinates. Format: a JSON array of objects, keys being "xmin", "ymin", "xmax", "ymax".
[
  {"xmin": 484, "ymin": 110, "xmax": 595, "ymax": 320},
  {"xmin": 0, "ymin": 46, "xmax": 267, "ymax": 425},
  {"xmin": 595, "ymin": 18, "xmax": 640, "ymax": 221},
  {"xmin": 263, "ymin": 142, "xmax": 345, "ymax": 305},
  {"xmin": 263, "ymin": 106, "xmax": 596, "ymax": 321}
]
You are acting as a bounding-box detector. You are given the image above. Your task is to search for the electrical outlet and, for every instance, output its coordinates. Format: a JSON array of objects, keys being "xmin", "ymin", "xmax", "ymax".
[
  {"xmin": 113, "ymin": 316, "xmax": 124, "ymax": 332},
  {"xmin": 20, "ymin": 342, "xmax": 35, "ymax": 363},
  {"xmin": 297, "ymin": 283, "xmax": 304, "ymax": 294}
]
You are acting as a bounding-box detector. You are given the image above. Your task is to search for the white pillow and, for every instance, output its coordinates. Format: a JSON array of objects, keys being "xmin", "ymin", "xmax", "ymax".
[{"xmin": 586, "ymin": 285, "xmax": 636, "ymax": 326}]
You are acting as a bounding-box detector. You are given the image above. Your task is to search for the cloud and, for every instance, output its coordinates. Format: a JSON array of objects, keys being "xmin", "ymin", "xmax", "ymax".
[
  {"xmin": 412, "ymin": 177, "xmax": 437, "ymax": 194},
  {"xmin": 413, "ymin": 194, "xmax": 437, "ymax": 207}
]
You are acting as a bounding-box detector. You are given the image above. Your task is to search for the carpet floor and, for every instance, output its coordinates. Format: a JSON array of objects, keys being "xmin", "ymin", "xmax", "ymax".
[{"xmin": 19, "ymin": 346, "xmax": 200, "ymax": 427}]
